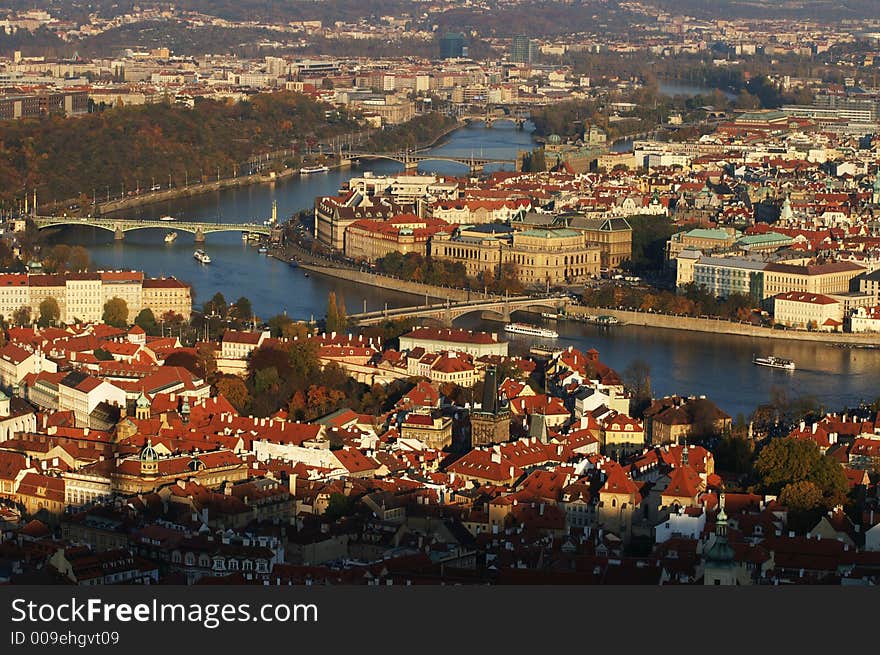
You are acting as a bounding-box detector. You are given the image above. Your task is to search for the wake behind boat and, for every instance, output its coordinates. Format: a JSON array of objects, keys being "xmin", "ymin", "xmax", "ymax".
[
  {"xmin": 753, "ymin": 355, "xmax": 795, "ymax": 370},
  {"xmin": 505, "ymin": 322, "xmax": 559, "ymax": 339}
]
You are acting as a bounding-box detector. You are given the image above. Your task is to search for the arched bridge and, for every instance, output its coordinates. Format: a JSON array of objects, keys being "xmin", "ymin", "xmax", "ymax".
[
  {"xmin": 33, "ymin": 215, "xmax": 273, "ymax": 242},
  {"xmin": 345, "ymin": 151, "xmax": 516, "ymax": 172},
  {"xmin": 350, "ymin": 295, "xmax": 570, "ymax": 327}
]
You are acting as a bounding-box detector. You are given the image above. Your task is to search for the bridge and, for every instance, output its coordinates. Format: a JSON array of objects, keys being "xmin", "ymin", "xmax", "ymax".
[
  {"xmin": 349, "ymin": 295, "xmax": 570, "ymax": 327},
  {"xmin": 345, "ymin": 151, "xmax": 516, "ymax": 173},
  {"xmin": 33, "ymin": 215, "xmax": 274, "ymax": 242}
]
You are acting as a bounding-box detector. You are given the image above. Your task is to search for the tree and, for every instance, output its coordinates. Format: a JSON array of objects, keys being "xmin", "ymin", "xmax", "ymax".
[
  {"xmin": 624, "ymin": 358, "xmax": 653, "ymax": 417},
  {"xmin": 326, "ymin": 291, "xmax": 340, "ymax": 332},
  {"xmin": 204, "ymin": 292, "xmax": 227, "ymax": 318},
  {"xmin": 214, "ymin": 375, "xmax": 250, "ymax": 414},
  {"xmin": 231, "ymin": 296, "xmax": 253, "ymax": 324},
  {"xmin": 779, "ymin": 480, "xmax": 823, "ymax": 513},
  {"xmin": 37, "ymin": 297, "xmax": 60, "ymax": 327},
  {"xmin": 755, "ymin": 438, "xmax": 848, "ymax": 510},
  {"xmin": 102, "ymin": 297, "xmax": 129, "ymax": 328},
  {"xmin": 12, "ymin": 306, "xmax": 31, "ymax": 327},
  {"xmin": 134, "ymin": 308, "xmax": 159, "ymax": 335}
]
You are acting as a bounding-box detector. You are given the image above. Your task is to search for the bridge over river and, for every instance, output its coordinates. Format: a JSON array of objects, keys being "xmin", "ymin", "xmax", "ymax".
[
  {"xmin": 33, "ymin": 215, "xmax": 274, "ymax": 242},
  {"xmin": 349, "ymin": 294, "xmax": 569, "ymax": 327}
]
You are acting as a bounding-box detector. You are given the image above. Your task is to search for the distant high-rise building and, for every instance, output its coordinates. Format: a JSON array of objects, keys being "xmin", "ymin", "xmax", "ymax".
[
  {"xmin": 439, "ymin": 32, "xmax": 466, "ymax": 59},
  {"xmin": 510, "ymin": 35, "xmax": 537, "ymax": 64}
]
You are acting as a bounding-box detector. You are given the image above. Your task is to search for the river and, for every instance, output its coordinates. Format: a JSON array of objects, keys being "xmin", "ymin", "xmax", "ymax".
[{"xmin": 49, "ymin": 119, "xmax": 880, "ymax": 418}]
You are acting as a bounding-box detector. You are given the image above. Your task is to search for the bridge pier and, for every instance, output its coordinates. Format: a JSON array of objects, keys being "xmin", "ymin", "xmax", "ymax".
[
  {"xmin": 114, "ymin": 225, "xmax": 125, "ymax": 241},
  {"xmin": 404, "ymin": 161, "xmax": 419, "ymax": 171},
  {"xmin": 194, "ymin": 227, "xmax": 205, "ymax": 243}
]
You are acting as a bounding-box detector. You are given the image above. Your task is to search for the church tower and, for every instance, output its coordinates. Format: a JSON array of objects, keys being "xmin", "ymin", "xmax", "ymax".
[
  {"xmin": 703, "ymin": 493, "xmax": 739, "ymax": 585},
  {"xmin": 470, "ymin": 366, "xmax": 511, "ymax": 447}
]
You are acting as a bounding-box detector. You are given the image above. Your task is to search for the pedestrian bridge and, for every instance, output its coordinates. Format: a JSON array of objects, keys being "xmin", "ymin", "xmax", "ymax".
[
  {"xmin": 349, "ymin": 295, "xmax": 569, "ymax": 327},
  {"xmin": 33, "ymin": 215, "xmax": 273, "ymax": 242}
]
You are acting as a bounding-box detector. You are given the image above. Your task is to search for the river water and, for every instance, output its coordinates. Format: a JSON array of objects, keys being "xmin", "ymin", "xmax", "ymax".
[{"xmin": 50, "ymin": 119, "xmax": 880, "ymax": 418}]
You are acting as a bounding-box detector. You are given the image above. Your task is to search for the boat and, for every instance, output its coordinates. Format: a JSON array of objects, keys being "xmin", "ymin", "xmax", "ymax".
[
  {"xmin": 541, "ymin": 312, "xmax": 559, "ymax": 320},
  {"xmin": 258, "ymin": 246, "xmax": 268, "ymax": 254},
  {"xmin": 303, "ymin": 272, "xmax": 310, "ymax": 278},
  {"xmin": 164, "ymin": 231, "xmax": 177, "ymax": 244},
  {"xmin": 596, "ymin": 315, "xmax": 619, "ymax": 325},
  {"xmin": 753, "ymin": 355, "xmax": 795, "ymax": 370},
  {"xmin": 504, "ymin": 323, "xmax": 559, "ymax": 339},
  {"xmin": 300, "ymin": 165, "xmax": 330, "ymax": 174},
  {"xmin": 159, "ymin": 215, "xmax": 175, "ymax": 222},
  {"xmin": 288, "ymin": 258, "xmax": 299, "ymax": 268},
  {"xmin": 193, "ymin": 249, "xmax": 211, "ymax": 264}
]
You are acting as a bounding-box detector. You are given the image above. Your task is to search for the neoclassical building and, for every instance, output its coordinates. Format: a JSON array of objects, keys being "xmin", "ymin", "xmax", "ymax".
[{"xmin": 431, "ymin": 226, "xmax": 601, "ymax": 286}]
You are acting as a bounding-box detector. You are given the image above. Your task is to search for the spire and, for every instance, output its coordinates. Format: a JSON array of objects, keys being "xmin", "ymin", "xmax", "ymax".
[
  {"xmin": 716, "ymin": 492, "xmax": 728, "ymax": 539},
  {"xmin": 681, "ymin": 444, "xmax": 689, "ymax": 468}
]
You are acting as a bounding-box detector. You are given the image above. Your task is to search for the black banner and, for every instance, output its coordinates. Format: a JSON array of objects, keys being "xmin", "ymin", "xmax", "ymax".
[{"xmin": 0, "ymin": 586, "xmax": 874, "ymax": 653}]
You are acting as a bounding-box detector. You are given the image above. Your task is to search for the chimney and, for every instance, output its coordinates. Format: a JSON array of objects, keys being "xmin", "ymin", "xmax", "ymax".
[
  {"xmin": 799, "ymin": 420, "xmax": 805, "ymax": 432},
  {"xmin": 811, "ymin": 423, "xmax": 817, "ymax": 434},
  {"xmin": 288, "ymin": 473, "xmax": 298, "ymax": 496}
]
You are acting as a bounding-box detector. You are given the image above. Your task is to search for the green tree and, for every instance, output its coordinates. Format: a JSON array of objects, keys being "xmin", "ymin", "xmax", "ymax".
[
  {"xmin": 755, "ymin": 438, "xmax": 848, "ymax": 510},
  {"xmin": 102, "ymin": 297, "xmax": 129, "ymax": 328},
  {"xmin": 326, "ymin": 291, "xmax": 340, "ymax": 332},
  {"xmin": 37, "ymin": 297, "xmax": 60, "ymax": 327},
  {"xmin": 231, "ymin": 296, "xmax": 253, "ymax": 324},
  {"xmin": 204, "ymin": 292, "xmax": 227, "ymax": 318},
  {"xmin": 324, "ymin": 492, "xmax": 355, "ymax": 521},
  {"xmin": 779, "ymin": 480, "xmax": 824, "ymax": 513},
  {"xmin": 134, "ymin": 308, "xmax": 159, "ymax": 335}
]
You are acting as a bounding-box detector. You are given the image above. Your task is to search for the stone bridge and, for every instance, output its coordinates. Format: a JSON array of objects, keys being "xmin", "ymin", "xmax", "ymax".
[
  {"xmin": 33, "ymin": 215, "xmax": 273, "ymax": 242},
  {"xmin": 350, "ymin": 295, "xmax": 569, "ymax": 327}
]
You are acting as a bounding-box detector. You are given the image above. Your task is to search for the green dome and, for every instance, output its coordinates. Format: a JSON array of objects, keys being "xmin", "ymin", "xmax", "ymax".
[
  {"xmin": 140, "ymin": 439, "xmax": 159, "ymax": 462},
  {"xmin": 548, "ymin": 134, "xmax": 562, "ymax": 145}
]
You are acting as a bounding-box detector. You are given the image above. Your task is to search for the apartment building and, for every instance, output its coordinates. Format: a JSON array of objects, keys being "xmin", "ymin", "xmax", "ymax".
[{"xmin": 0, "ymin": 273, "xmax": 191, "ymax": 325}]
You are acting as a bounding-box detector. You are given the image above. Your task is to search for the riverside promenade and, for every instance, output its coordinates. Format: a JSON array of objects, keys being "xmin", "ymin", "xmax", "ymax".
[{"xmin": 567, "ymin": 305, "xmax": 880, "ymax": 346}]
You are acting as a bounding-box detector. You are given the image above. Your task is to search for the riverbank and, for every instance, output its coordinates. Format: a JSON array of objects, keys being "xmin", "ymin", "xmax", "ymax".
[
  {"xmin": 278, "ymin": 241, "xmax": 490, "ymax": 304},
  {"xmin": 567, "ymin": 305, "xmax": 880, "ymax": 346}
]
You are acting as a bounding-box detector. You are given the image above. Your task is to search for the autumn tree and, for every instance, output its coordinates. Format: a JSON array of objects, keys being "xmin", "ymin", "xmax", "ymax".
[
  {"xmin": 204, "ymin": 292, "xmax": 228, "ymax": 318},
  {"xmin": 102, "ymin": 297, "xmax": 129, "ymax": 328},
  {"xmin": 12, "ymin": 306, "xmax": 31, "ymax": 327},
  {"xmin": 214, "ymin": 375, "xmax": 251, "ymax": 414},
  {"xmin": 37, "ymin": 297, "xmax": 60, "ymax": 327}
]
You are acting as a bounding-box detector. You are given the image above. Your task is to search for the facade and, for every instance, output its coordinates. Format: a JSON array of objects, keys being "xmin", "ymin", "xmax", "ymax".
[
  {"xmin": 432, "ymin": 227, "xmax": 601, "ymax": 286},
  {"xmin": 510, "ymin": 35, "xmax": 537, "ymax": 64},
  {"xmin": 0, "ymin": 273, "xmax": 191, "ymax": 324},
  {"xmin": 688, "ymin": 256, "xmax": 767, "ymax": 300},
  {"xmin": 344, "ymin": 215, "xmax": 450, "ymax": 263},
  {"xmin": 603, "ymin": 415, "xmax": 646, "ymax": 459},
  {"xmin": 667, "ymin": 227, "xmax": 740, "ymax": 261},
  {"xmin": 400, "ymin": 328, "xmax": 507, "ymax": 357},
  {"xmin": 762, "ymin": 262, "xmax": 865, "ymax": 298},
  {"xmin": 400, "ymin": 412, "xmax": 453, "ymax": 449},
  {"xmin": 558, "ymin": 215, "xmax": 633, "ymax": 269},
  {"xmin": 440, "ymin": 33, "xmax": 466, "ymax": 59},
  {"xmin": 140, "ymin": 277, "xmax": 192, "ymax": 321},
  {"xmin": 773, "ymin": 292, "xmax": 843, "ymax": 330},
  {"xmin": 850, "ymin": 305, "xmax": 880, "ymax": 333}
]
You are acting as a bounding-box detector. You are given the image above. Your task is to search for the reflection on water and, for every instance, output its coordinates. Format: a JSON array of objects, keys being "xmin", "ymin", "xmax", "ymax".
[{"xmin": 457, "ymin": 314, "xmax": 880, "ymax": 418}]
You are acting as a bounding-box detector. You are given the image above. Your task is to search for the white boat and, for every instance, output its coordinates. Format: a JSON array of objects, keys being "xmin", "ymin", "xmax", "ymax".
[
  {"xmin": 193, "ymin": 249, "xmax": 211, "ymax": 264},
  {"xmin": 541, "ymin": 312, "xmax": 559, "ymax": 320},
  {"xmin": 753, "ymin": 355, "xmax": 795, "ymax": 370},
  {"xmin": 504, "ymin": 323, "xmax": 559, "ymax": 339},
  {"xmin": 164, "ymin": 231, "xmax": 177, "ymax": 244},
  {"xmin": 258, "ymin": 246, "xmax": 268, "ymax": 254},
  {"xmin": 159, "ymin": 215, "xmax": 175, "ymax": 221},
  {"xmin": 300, "ymin": 165, "xmax": 330, "ymax": 174}
]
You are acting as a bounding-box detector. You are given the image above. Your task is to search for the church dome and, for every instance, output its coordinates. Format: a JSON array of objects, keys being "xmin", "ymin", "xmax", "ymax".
[{"xmin": 140, "ymin": 439, "xmax": 159, "ymax": 462}]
